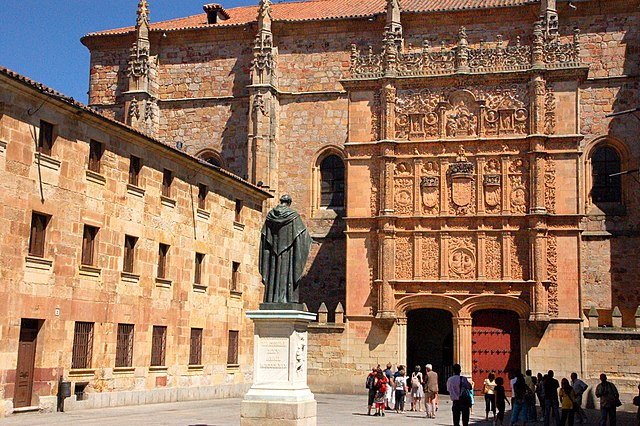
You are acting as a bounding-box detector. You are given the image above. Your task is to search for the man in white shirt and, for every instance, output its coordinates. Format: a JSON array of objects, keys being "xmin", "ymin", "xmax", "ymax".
[
  {"xmin": 446, "ymin": 363, "xmax": 472, "ymax": 426},
  {"xmin": 571, "ymin": 372, "xmax": 588, "ymax": 424}
]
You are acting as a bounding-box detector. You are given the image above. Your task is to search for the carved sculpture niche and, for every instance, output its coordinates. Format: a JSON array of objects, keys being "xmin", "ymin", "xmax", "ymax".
[
  {"xmin": 394, "ymin": 161, "xmax": 413, "ymax": 216},
  {"xmin": 508, "ymin": 157, "xmax": 529, "ymax": 214},
  {"xmin": 483, "ymin": 158, "xmax": 501, "ymax": 213}
]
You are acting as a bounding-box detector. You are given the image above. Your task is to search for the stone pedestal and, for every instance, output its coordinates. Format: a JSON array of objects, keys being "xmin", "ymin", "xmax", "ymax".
[{"xmin": 241, "ymin": 310, "xmax": 317, "ymax": 426}]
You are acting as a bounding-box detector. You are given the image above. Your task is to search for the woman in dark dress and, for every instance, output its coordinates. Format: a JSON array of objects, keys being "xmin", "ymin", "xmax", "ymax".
[{"xmin": 494, "ymin": 376, "xmax": 510, "ymax": 426}]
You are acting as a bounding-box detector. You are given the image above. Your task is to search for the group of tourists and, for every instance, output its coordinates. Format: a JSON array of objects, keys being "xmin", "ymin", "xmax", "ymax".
[
  {"xmin": 366, "ymin": 364, "xmax": 640, "ymax": 426},
  {"xmin": 365, "ymin": 363, "xmax": 439, "ymax": 417}
]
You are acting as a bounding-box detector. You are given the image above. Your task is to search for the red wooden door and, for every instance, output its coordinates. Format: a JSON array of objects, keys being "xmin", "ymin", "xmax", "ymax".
[
  {"xmin": 471, "ymin": 310, "xmax": 520, "ymax": 392},
  {"xmin": 14, "ymin": 319, "xmax": 39, "ymax": 408}
]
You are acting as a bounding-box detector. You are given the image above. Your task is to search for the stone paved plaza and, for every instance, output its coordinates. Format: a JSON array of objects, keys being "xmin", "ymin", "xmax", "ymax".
[{"xmin": 1, "ymin": 394, "xmax": 638, "ymax": 426}]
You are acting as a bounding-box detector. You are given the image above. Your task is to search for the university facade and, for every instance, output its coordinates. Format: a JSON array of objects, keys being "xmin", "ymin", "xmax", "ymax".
[{"xmin": 1, "ymin": 0, "xmax": 640, "ymax": 415}]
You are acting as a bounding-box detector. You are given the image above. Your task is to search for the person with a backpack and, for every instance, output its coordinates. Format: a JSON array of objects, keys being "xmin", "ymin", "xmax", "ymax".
[
  {"xmin": 410, "ymin": 365, "xmax": 425, "ymax": 411},
  {"xmin": 366, "ymin": 367, "xmax": 377, "ymax": 415},
  {"xmin": 373, "ymin": 369, "xmax": 389, "ymax": 416},
  {"xmin": 595, "ymin": 373, "xmax": 620, "ymax": 426},
  {"xmin": 446, "ymin": 363, "xmax": 473, "ymax": 426}
]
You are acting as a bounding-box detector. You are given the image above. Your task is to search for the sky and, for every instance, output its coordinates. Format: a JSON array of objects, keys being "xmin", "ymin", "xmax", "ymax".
[{"xmin": 0, "ymin": 0, "xmax": 258, "ymax": 103}]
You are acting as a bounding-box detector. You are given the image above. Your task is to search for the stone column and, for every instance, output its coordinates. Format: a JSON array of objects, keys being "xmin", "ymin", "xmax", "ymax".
[
  {"xmin": 377, "ymin": 223, "xmax": 396, "ymax": 319},
  {"xmin": 453, "ymin": 316, "xmax": 473, "ymax": 377},
  {"xmin": 477, "ymin": 231, "xmax": 486, "ymax": 279},
  {"xmin": 397, "ymin": 316, "xmax": 408, "ymax": 366},
  {"xmin": 529, "ymin": 219, "xmax": 549, "ymax": 321},
  {"xmin": 241, "ymin": 310, "xmax": 317, "ymax": 426}
]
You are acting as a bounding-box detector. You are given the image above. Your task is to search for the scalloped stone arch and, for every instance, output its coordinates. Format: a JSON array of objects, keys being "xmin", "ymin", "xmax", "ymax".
[
  {"xmin": 395, "ymin": 294, "xmax": 463, "ymax": 318},
  {"xmin": 196, "ymin": 148, "xmax": 226, "ymax": 168},
  {"xmin": 459, "ymin": 295, "xmax": 530, "ymax": 318}
]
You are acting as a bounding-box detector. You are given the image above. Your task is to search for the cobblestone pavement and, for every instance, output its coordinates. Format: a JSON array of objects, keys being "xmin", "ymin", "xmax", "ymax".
[{"xmin": 1, "ymin": 394, "xmax": 638, "ymax": 425}]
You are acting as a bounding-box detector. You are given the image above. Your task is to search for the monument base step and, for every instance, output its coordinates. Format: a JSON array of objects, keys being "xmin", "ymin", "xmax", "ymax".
[{"xmin": 240, "ymin": 399, "xmax": 317, "ymax": 426}]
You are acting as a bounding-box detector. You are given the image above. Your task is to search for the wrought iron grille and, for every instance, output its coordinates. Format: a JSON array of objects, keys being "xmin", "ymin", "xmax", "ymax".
[
  {"xmin": 115, "ymin": 324, "xmax": 134, "ymax": 367},
  {"xmin": 189, "ymin": 328, "xmax": 203, "ymax": 365},
  {"xmin": 227, "ymin": 330, "xmax": 239, "ymax": 365},
  {"xmin": 151, "ymin": 326, "xmax": 166, "ymax": 366},
  {"xmin": 72, "ymin": 322, "xmax": 94, "ymax": 369}
]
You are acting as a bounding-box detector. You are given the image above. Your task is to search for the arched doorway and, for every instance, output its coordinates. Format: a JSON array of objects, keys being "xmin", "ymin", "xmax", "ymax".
[
  {"xmin": 471, "ymin": 310, "xmax": 521, "ymax": 391},
  {"xmin": 406, "ymin": 309, "xmax": 453, "ymax": 392}
]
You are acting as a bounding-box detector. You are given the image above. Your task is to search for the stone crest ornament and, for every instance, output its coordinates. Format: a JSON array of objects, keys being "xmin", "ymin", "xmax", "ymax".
[
  {"xmin": 449, "ymin": 147, "xmax": 474, "ymax": 214},
  {"xmin": 484, "ymin": 174, "xmax": 501, "ymax": 209},
  {"xmin": 421, "ymin": 176, "xmax": 439, "ymax": 211}
]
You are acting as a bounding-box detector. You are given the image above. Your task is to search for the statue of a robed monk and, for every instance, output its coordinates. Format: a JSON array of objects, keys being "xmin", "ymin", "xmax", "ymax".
[{"xmin": 259, "ymin": 194, "xmax": 311, "ymax": 307}]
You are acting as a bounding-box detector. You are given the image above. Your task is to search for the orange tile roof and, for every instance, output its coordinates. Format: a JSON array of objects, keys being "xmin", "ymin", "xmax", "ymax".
[
  {"xmin": 84, "ymin": 0, "xmax": 538, "ymax": 38},
  {"xmin": 0, "ymin": 66, "xmax": 271, "ymax": 197}
]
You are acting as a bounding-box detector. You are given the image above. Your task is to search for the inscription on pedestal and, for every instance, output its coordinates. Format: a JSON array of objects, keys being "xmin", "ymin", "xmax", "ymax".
[{"xmin": 257, "ymin": 337, "xmax": 289, "ymax": 382}]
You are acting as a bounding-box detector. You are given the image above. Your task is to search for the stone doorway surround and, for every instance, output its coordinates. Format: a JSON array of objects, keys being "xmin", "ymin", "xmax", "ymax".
[{"xmin": 395, "ymin": 294, "xmax": 530, "ymax": 378}]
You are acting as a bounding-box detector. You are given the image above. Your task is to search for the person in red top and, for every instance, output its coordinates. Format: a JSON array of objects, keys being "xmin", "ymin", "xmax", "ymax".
[
  {"xmin": 374, "ymin": 369, "xmax": 389, "ymax": 416},
  {"xmin": 366, "ymin": 367, "xmax": 378, "ymax": 416}
]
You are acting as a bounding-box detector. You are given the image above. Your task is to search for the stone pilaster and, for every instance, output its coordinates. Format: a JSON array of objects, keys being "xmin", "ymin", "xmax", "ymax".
[
  {"xmin": 377, "ymin": 222, "xmax": 396, "ymax": 319},
  {"xmin": 397, "ymin": 316, "xmax": 407, "ymax": 365},
  {"xmin": 529, "ymin": 218, "xmax": 549, "ymax": 321},
  {"xmin": 453, "ymin": 316, "xmax": 473, "ymax": 377}
]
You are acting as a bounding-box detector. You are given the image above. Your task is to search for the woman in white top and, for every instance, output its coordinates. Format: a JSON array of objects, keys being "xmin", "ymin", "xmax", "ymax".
[
  {"xmin": 483, "ymin": 372, "xmax": 497, "ymax": 421},
  {"xmin": 410, "ymin": 365, "xmax": 425, "ymax": 411},
  {"xmin": 394, "ymin": 369, "xmax": 408, "ymax": 413}
]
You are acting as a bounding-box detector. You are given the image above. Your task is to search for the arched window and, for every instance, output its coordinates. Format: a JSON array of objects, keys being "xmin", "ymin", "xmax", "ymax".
[
  {"xmin": 320, "ymin": 155, "xmax": 344, "ymax": 208},
  {"xmin": 197, "ymin": 150, "xmax": 224, "ymax": 168},
  {"xmin": 591, "ymin": 146, "xmax": 621, "ymax": 204}
]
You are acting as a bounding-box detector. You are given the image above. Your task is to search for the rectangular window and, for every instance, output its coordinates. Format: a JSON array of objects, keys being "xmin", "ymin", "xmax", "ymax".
[
  {"xmin": 81, "ymin": 225, "xmax": 99, "ymax": 266},
  {"xmin": 197, "ymin": 184, "xmax": 207, "ymax": 210},
  {"xmin": 38, "ymin": 120, "xmax": 54, "ymax": 155},
  {"xmin": 162, "ymin": 169, "xmax": 173, "ymax": 198},
  {"xmin": 115, "ymin": 324, "xmax": 134, "ymax": 368},
  {"xmin": 88, "ymin": 139, "xmax": 103, "ymax": 173},
  {"xmin": 189, "ymin": 328, "xmax": 203, "ymax": 365},
  {"xmin": 150, "ymin": 325, "xmax": 167, "ymax": 367},
  {"xmin": 231, "ymin": 262, "xmax": 240, "ymax": 292},
  {"xmin": 29, "ymin": 212, "xmax": 49, "ymax": 257},
  {"xmin": 157, "ymin": 243, "xmax": 169, "ymax": 279},
  {"xmin": 123, "ymin": 235, "xmax": 137, "ymax": 273},
  {"xmin": 194, "ymin": 253, "xmax": 204, "ymax": 285},
  {"xmin": 234, "ymin": 199, "xmax": 243, "ymax": 223},
  {"xmin": 227, "ymin": 330, "xmax": 239, "ymax": 365},
  {"xmin": 128, "ymin": 155, "xmax": 142, "ymax": 186},
  {"xmin": 72, "ymin": 322, "xmax": 94, "ymax": 369}
]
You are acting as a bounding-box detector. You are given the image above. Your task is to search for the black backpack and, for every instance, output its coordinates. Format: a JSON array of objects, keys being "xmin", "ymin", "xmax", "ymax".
[{"xmin": 366, "ymin": 374, "xmax": 375, "ymax": 389}]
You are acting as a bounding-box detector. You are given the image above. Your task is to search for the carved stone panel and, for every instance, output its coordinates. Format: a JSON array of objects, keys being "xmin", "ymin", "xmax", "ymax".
[
  {"xmin": 547, "ymin": 234, "xmax": 558, "ymax": 317},
  {"xmin": 420, "ymin": 160, "xmax": 440, "ymax": 214},
  {"xmin": 483, "ymin": 158, "xmax": 502, "ymax": 213},
  {"xmin": 510, "ymin": 233, "xmax": 529, "ymax": 280},
  {"xmin": 395, "ymin": 236, "xmax": 413, "ymax": 280},
  {"xmin": 544, "ymin": 156, "xmax": 557, "ymax": 214},
  {"xmin": 448, "ymin": 235, "xmax": 476, "ymax": 279},
  {"xmin": 508, "ymin": 158, "xmax": 529, "ymax": 214},
  {"xmin": 421, "ymin": 235, "xmax": 439, "ymax": 279},
  {"xmin": 448, "ymin": 148, "xmax": 476, "ymax": 215},
  {"xmin": 485, "ymin": 235, "xmax": 502, "ymax": 279}
]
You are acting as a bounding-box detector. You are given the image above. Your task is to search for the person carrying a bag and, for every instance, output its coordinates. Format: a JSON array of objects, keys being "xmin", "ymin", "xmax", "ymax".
[
  {"xmin": 446, "ymin": 363, "xmax": 472, "ymax": 426},
  {"xmin": 595, "ymin": 373, "xmax": 620, "ymax": 426},
  {"xmin": 559, "ymin": 377, "xmax": 577, "ymax": 426}
]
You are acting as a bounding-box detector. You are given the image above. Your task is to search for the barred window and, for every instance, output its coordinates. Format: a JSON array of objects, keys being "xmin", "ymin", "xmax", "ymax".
[
  {"xmin": 88, "ymin": 139, "xmax": 103, "ymax": 173},
  {"xmin": 157, "ymin": 243, "xmax": 169, "ymax": 279},
  {"xmin": 150, "ymin": 326, "xmax": 167, "ymax": 367},
  {"xmin": 227, "ymin": 330, "xmax": 239, "ymax": 365},
  {"xmin": 197, "ymin": 184, "xmax": 207, "ymax": 210},
  {"xmin": 81, "ymin": 225, "xmax": 99, "ymax": 266},
  {"xmin": 195, "ymin": 253, "xmax": 204, "ymax": 285},
  {"xmin": 123, "ymin": 235, "xmax": 137, "ymax": 273},
  {"xmin": 129, "ymin": 155, "xmax": 142, "ymax": 186},
  {"xmin": 320, "ymin": 155, "xmax": 345, "ymax": 208},
  {"xmin": 38, "ymin": 120, "xmax": 54, "ymax": 155},
  {"xmin": 189, "ymin": 328, "xmax": 203, "ymax": 365},
  {"xmin": 115, "ymin": 324, "xmax": 134, "ymax": 368},
  {"xmin": 72, "ymin": 322, "xmax": 94, "ymax": 369},
  {"xmin": 29, "ymin": 212, "xmax": 49, "ymax": 257},
  {"xmin": 591, "ymin": 146, "xmax": 622, "ymax": 204}
]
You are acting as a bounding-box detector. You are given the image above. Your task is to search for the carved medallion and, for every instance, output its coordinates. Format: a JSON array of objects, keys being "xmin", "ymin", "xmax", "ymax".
[
  {"xmin": 449, "ymin": 235, "xmax": 476, "ymax": 279},
  {"xmin": 510, "ymin": 176, "xmax": 527, "ymax": 214},
  {"xmin": 394, "ymin": 177, "xmax": 413, "ymax": 215},
  {"xmin": 421, "ymin": 176, "xmax": 439, "ymax": 211},
  {"xmin": 484, "ymin": 175, "xmax": 501, "ymax": 210}
]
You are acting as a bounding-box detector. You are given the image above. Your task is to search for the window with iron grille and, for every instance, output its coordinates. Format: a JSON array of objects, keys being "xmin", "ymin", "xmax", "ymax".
[
  {"xmin": 189, "ymin": 328, "xmax": 203, "ymax": 365},
  {"xmin": 123, "ymin": 235, "xmax": 137, "ymax": 273},
  {"xmin": 162, "ymin": 169, "xmax": 173, "ymax": 198},
  {"xmin": 29, "ymin": 212, "xmax": 49, "ymax": 257},
  {"xmin": 320, "ymin": 155, "xmax": 345, "ymax": 208},
  {"xmin": 88, "ymin": 139, "xmax": 103, "ymax": 173},
  {"xmin": 592, "ymin": 146, "xmax": 622, "ymax": 204},
  {"xmin": 194, "ymin": 253, "xmax": 205, "ymax": 285},
  {"xmin": 129, "ymin": 155, "xmax": 142, "ymax": 186},
  {"xmin": 227, "ymin": 330, "xmax": 239, "ymax": 365},
  {"xmin": 115, "ymin": 324, "xmax": 134, "ymax": 368},
  {"xmin": 234, "ymin": 199, "xmax": 243, "ymax": 223},
  {"xmin": 231, "ymin": 262, "xmax": 240, "ymax": 292},
  {"xmin": 72, "ymin": 322, "xmax": 94, "ymax": 369},
  {"xmin": 81, "ymin": 225, "xmax": 99, "ymax": 266},
  {"xmin": 197, "ymin": 184, "xmax": 207, "ymax": 210},
  {"xmin": 38, "ymin": 120, "xmax": 54, "ymax": 156},
  {"xmin": 150, "ymin": 326, "xmax": 167, "ymax": 366},
  {"xmin": 157, "ymin": 243, "xmax": 169, "ymax": 279}
]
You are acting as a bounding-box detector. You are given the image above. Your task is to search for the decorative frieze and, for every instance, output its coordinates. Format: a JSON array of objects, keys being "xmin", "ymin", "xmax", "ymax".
[
  {"xmin": 349, "ymin": 26, "xmax": 581, "ymax": 79},
  {"xmin": 544, "ymin": 156, "xmax": 557, "ymax": 214},
  {"xmin": 421, "ymin": 235, "xmax": 439, "ymax": 279},
  {"xmin": 508, "ymin": 158, "xmax": 529, "ymax": 214},
  {"xmin": 547, "ymin": 234, "xmax": 558, "ymax": 316},
  {"xmin": 485, "ymin": 236, "xmax": 502, "ymax": 279},
  {"xmin": 510, "ymin": 233, "xmax": 529, "ymax": 280},
  {"xmin": 395, "ymin": 235, "xmax": 413, "ymax": 280}
]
